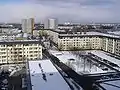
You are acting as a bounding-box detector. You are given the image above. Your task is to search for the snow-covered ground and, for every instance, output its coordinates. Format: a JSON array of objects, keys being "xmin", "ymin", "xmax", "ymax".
[
  {"xmin": 28, "ymin": 60, "xmax": 71, "ymax": 90},
  {"xmin": 100, "ymin": 80, "xmax": 120, "ymax": 90},
  {"xmin": 49, "ymin": 50, "xmax": 106, "ymax": 74}
]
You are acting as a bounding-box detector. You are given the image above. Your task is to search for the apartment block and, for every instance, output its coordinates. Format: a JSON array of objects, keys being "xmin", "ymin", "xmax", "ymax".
[
  {"xmin": 58, "ymin": 35, "xmax": 102, "ymax": 50},
  {"xmin": 47, "ymin": 29, "xmax": 120, "ymax": 56},
  {"xmin": 0, "ymin": 40, "xmax": 42, "ymax": 64},
  {"xmin": 22, "ymin": 18, "xmax": 34, "ymax": 34}
]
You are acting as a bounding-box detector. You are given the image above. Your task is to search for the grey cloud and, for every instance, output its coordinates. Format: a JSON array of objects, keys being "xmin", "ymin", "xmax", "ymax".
[
  {"xmin": 0, "ymin": 0, "xmax": 120, "ymax": 23},
  {"xmin": 31, "ymin": 0, "xmax": 119, "ymax": 6}
]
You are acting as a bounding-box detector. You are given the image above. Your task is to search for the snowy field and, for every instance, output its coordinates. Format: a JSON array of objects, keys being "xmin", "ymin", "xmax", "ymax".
[
  {"xmin": 49, "ymin": 50, "xmax": 106, "ymax": 74},
  {"xmin": 28, "ymin": 60, "xmax": 71, "ymax": 90}
]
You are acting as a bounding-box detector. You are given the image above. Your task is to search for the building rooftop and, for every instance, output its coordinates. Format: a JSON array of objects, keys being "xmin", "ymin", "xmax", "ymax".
[
  {"xmin": 0, "ymin": 40, "xmax": 41, "ymax": 45},
  {"xmin": 58, "ymin": 31, "xmax": 120, "ymax": 39},
  {"xmin": 108, "ymin": 31, "xmax": 120, "ymax": 35},
  {"xmin": 49, "ymin": 50, "xmax": 105, "ymax": 74},
  {"xmin": 28, "ymin": 60, "xmax": 71, "ymax": 90},
  {"xmin": 100, "ymin": 80, "xmax": 120, "ymax": 90},
  {"xmin": 49, "ymin": 29, "xmax": 120, "ymax": 39},
  {"xmin": 89, "ymin": 50, "xmax": 120, "ymax": 69}
]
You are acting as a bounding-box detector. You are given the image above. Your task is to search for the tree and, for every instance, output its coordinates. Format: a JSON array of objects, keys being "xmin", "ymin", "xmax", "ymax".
[
  {"xmin": 58, "ymin": 43, "xmax": 64, "ymax": 50},
  {"xmin": 39, "ymin": 30, "xmax": 48, "ymax": 37}
]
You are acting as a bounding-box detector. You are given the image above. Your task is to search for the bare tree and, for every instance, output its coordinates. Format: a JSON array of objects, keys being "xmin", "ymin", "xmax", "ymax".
[{"xmin": 58, "ymin": 43, "xmax": 64, "ymax": 50}]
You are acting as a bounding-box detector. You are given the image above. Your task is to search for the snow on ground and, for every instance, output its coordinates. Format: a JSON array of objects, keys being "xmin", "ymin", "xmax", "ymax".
[
  {"xmin": 28, "ymin": 60, "xmax": 71, "ymax": 90},
  {"xmin": 100, "ymin": 80, "xmax": 120, "ymax": 90},
  {"xmin": 49, "ymin": 50, "xmax": 105, "ymax": 74},
  {"xmin": 90, "ymin": 50, "xmax": 120, "ymax": 67}
]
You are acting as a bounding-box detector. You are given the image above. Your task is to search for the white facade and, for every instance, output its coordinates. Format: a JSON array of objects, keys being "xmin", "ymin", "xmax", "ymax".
[
  {"xmin": 22, "ymin": 18, "xmax": 34, "ymax": 34},
  {"xmin": 33, "ymin": 30, "xmax": 39, "ymax": 37},
  {"xmin": 44, "ymin": 18, "xmax": 58, "ymax": 29},
  {"xmin": 0, "ymin": 34, "xmax": 16, "ymax": 40},
  {"xmin": 47, "ymin": 30, "xmax": 120, "ymax": 56},
  {"xmin": 0, "ymin": 40, "xmax": 42, "ymax": 64}
]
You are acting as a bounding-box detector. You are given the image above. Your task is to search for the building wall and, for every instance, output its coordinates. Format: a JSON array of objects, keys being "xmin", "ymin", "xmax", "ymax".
[
  {"xmin": 114, "ymin": 39, "xmax": 120, "ymax": 56},
  {"xmin": 0, "ymin": 34, "xmax": 16, "ymax": 40},
  {"xmin": 58, "ymin": 36, "xmax": 102, "ymax": 50},
  {"xmin": 33, "ymin": 30, "xmax": 39, "ymax": 37},
  {"xmin": 44, "ymin": 19, "xmax": 58, "ymax": 29},
  {"xmin": 48, "ymin": 19, "xmax": 58, "ymax": 29},
  {"xmin": 107, "ymin": 38, "xmax": 114, "ymax": 53},
  {"xmin": 22, "ymin": 18, "xmax": 34, "ymax": 34},
  {"xmin": 58, "ymin": 26, "xmax": 73, "ymax": 29},
  {"xmin": 48, "ymin": 30, "xmax": 120, "ymax": 56},
  {"xmin": 101, "ymin": 37, "xmax": 118, "ymax": 55},
  {"xmin": 0, "ymin": 42, "xmax": 42, "ymax": 64},
  {"xmin": 102, "ymin": 37, "xmax": 107, "ymax": 51},
  {"xmin": 48, "ymin": 30, "xmax": 59, "ymax": 44}
]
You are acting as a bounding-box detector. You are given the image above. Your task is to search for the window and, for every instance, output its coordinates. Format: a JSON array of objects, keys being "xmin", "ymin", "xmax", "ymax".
[
  {"xmin": 30, "ymin": 55, "xmax": 33, "ymax": 57},
  {"xmin": 34, "ymin": 51, "xmax": 38, "ymax": 53},
  {"xmin": 1, "ymin": 45, "xmax": 5, "ymax": 47},
  {"xmin": 2, "ymin": 56, "xmax": 6, "ymax": 58},
  {"xmin": 7, "ymin": 44, "xmax": 12, "ymax": 47},
  {"xmin": 1, "ymin": 49, "xmax": 6, "ymax": 51},
  {"xmin": 29, "ymin": 51, "xmax": 33, "ymax": 53},
  {"xmin": 24, "ymin": 44, "xmax": 29, "ymax": 46},
  {"xmin": 19, "ymin": 55, "xmax": 22, "ymax": 57}
]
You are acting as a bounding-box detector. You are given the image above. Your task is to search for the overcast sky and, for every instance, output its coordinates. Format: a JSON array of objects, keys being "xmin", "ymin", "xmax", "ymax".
[{"xmin": 0, "ymin": 0, "xmax": 120, "ymax": 23}]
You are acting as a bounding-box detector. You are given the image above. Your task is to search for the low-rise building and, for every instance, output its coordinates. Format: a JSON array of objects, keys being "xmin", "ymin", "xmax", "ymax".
[
  {"xmin": 27, "ymin": 60, "xmax": 71, "ymax": 90},
  {"xmin": 0, "ymin": 33, "xmax": 17, "ymax": 40}
]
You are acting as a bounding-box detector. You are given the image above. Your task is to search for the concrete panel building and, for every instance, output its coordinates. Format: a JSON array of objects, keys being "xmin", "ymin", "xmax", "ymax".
[
  {"xmin": 22, "ymin": 18, "xmax": 34, "ymax": 34},
  {"xmin": 0, "ymin": 40, "xmax": 42, "ymax": 64},
  {"xmin": 44, "ymin": 18, "xmax": 58, "ymax": 29},
  {"xmin": 47, "ymin": 29, "xmax": 120, "ymax": 56}
]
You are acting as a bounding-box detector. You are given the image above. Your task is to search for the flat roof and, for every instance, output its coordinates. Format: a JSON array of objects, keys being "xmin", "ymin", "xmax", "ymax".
[
  {"xmin": 59, "ymin": 32, "xmax": 120, "ymax": 39},
  {"xmin": 100, "ymin": 80, "xmax": 120, "ymax": 90},
  {"xmin": 28, "ymin": 60, "xmax": 71, "ymax": 90},
  {"xmin": 49, "ymin": 50, "xmax": 105, "ymax": 74},
  {"xmin": 0, "ymin": 40, "xmax": 41, "ymax": 45},
  {"xmin": 90, "ymin": 51, "xmax": 120, "ymax": 67},
  {"xmin": 49, "ymin": 29, "xmax": 120, "ymax": 39}
]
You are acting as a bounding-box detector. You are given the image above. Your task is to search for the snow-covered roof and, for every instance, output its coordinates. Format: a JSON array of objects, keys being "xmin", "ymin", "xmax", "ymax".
[
  {"xmin": 49, "ymin": 50, "xmax": 76, "ymax": 63},
  {"xmin": 28, "ymin": 60, "xmax": 71, "ymax": 90},
  {"xmin": 108, "ymin": 31, "xmax": 120, "ymax": 35},
  {"xmin": 90, "ymin": 51, "xmax": 120, "ymax": 67},
  {"xmin": 49, "ymin": 50, "xmax": 105, "ymax": 74},
  {"xmin": 100, "ymin": 80, "xmax": 120, "ymax": 90},
  {"xmin": 59, "ymin": 32, "xmax": 120, "ymax": 39}
]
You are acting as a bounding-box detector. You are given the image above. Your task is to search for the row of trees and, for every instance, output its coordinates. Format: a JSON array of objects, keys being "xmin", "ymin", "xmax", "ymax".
[
  {"xmin": 39, "ymin": 30, "xmax": 49, "ymax": 39},
  {"xmin": 58, "ymin": 42, "xmax": 93, "ymax": 51}
]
